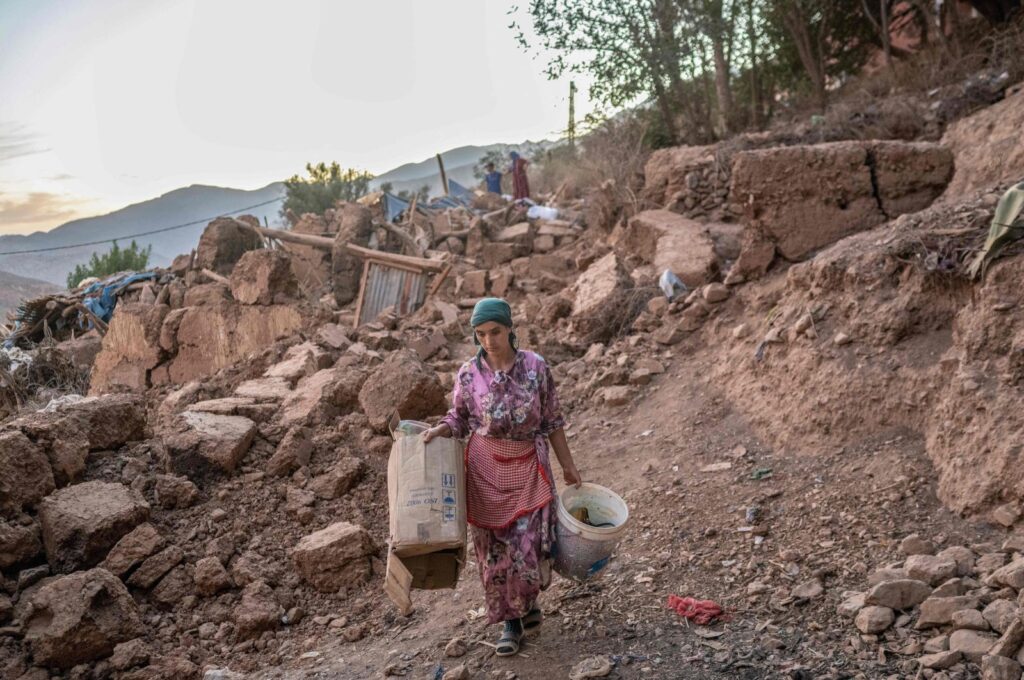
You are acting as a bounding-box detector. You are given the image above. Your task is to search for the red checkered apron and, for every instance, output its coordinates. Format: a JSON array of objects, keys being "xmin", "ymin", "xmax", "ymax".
[{"xmin": 465, "ymin": 433, "xmax": 553, "ymax": 530}]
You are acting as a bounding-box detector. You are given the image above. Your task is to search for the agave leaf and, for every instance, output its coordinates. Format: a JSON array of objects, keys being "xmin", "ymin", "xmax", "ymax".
[{"xmin": 967, "ymin": 181, "xmax": 1024, "ymax": 280}]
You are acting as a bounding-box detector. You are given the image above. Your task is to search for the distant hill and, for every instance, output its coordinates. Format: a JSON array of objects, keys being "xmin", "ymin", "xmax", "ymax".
[
  {"xmin": 0, "ymin": 139, "xmax": 556, "ymax": 289},
  {"xmin": 0, "ymin": 183, "xmax": 286, "ymax": 286},
  {"xmin": 0, "ymin": 270, "xmax": 60, "ymax": 321}
]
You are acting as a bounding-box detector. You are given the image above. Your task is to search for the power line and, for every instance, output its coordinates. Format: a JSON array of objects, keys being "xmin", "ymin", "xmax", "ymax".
[{"xmin": 0, "ymin": 196, "xmax": 284, "ymax": 256}]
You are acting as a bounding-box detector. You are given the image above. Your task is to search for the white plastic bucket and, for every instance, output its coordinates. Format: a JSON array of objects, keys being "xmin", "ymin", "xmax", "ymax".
[{"xmin": 553, "ymin": 482, "xmax": 629, "ymax": 580}]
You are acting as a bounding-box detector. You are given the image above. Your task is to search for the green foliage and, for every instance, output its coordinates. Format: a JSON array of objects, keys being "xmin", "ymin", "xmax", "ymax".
[
  {"xmin": 968, "ymin": 181, "xmax": 1024, "ymax": 280},
  {"xmin": 282, "ymin": 162, "xmax": 373, "ymax": 222},
  {"xmin": 67, "ymin": 240, "xmax": 152, "ymax": 290},
  {"xmin": 514, "ymin": 0, "xmax": 889, "ymax": 144}
]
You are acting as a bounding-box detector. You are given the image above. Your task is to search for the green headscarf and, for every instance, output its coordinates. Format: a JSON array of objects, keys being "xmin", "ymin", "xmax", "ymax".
[
  {"xmin": 470, "ymin": 297, "xmax": 513, "ymax": 329},
  {"xmin": 470, "ymin": 298, "xmax": 517, "ymax": 361}
]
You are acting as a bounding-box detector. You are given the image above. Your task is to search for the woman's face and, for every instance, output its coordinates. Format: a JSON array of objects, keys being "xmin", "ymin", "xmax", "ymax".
[{"xmin": 475, "ymin": 321, "xmax": 511, "ymax": 355}]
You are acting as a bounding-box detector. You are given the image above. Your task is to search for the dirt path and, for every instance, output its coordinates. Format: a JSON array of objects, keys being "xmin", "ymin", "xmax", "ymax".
[{"xmin": 253, "ymin": 342, "xmax": 998, "ymax": 680}]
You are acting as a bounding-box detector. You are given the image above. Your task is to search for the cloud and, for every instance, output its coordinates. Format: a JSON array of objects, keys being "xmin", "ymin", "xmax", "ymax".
[
  {"xmin": 0, "ymin": 191, "xmax": 91, "ymax": 234},
  {"xmin": 0, "ymin": 122, "xmax": 48, "ymax": 164}
]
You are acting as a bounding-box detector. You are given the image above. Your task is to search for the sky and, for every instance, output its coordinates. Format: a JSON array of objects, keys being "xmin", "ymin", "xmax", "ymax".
[{"xmin": 0, "ymin": 0, "xmax": 592, "ymax": 235}]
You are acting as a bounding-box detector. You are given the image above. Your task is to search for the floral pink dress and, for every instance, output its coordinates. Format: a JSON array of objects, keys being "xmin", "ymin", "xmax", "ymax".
[{"xmin": 442, "ymin": 350, "xmax": 565, "ymax": 624}]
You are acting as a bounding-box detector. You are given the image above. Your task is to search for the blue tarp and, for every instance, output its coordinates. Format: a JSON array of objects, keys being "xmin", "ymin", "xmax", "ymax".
[
  {"xmin": 382, "ymin": 193, "xmax": 411, "ymax": 223},
  {"xmin": 81, "ymin": 271, "xmax": 159, "ymax": 325},
  {"xmin": 447, "ymin": 179, "xmax": 474, "ymax": 202}
]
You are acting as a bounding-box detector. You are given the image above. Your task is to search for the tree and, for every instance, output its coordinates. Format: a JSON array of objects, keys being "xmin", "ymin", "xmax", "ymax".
[
  {"xmin": 768, "ymin": 0, "xmax": 874, "ymax": 112},
  {"xmin": 515, "ymin": 0, "xmax": 694, "ymax": 143},
  {"xmin": 67, "ymin": 240, "xmax": 152, "ymax": 289},
  {"xmin": 281, "ymin": 162, "xmax": 373, "ymax": 224}
]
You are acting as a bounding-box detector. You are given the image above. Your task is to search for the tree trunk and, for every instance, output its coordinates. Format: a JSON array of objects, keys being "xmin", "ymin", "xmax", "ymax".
[
  {"xmin": 711, "ymin": 36, "xmax": 732, "ymax": 135},
  {"xmin": 651, "ymin": 76, "xmax": 680, "ymax": 144},
  {"xmin": 781, "ymin": 6, "xmax": 828, "ymax": 112}
]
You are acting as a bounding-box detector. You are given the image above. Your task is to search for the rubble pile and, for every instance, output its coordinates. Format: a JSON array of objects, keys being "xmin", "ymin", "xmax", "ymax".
[
  {"xmin": 2, "ymin": 90, "xmax": 1024, "ymax": 677},
  {"xmin": 839, "ymin": 532, "xmax": 1024, "ymax": 679}
]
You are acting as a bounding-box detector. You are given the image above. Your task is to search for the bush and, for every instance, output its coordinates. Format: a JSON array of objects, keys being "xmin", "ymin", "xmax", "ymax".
[
  {"xmin": 282, "ymin": 162, "xmax": 373, "ymax": 223},
  {"xmin": 67, "ymin": 240, "xmax": 152, "ymax": 290}
]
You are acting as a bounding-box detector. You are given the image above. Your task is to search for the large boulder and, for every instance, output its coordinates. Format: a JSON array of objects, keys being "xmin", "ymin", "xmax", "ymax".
[
  {"xmin": 331, "ymin": 203, "xmax": 375, "ymax": 306},
  {"xmin": 358, "ymin": 351, "xmax": 446, "ymax": 432},
  {"xmin": 622, "ymin": 210, "xmax": 720, "ymax": 287},
  {"xmin": 164, "ymin": 302, "xmax": 303, "ymax": 385},
  {"xmin": 570, "ymin": 252, "xmax": 633, "ymax": 342},
  {"xmin": 38, "ymin": 481, "xmax": 150, "ymax": 573},
  {"xmin": 89, "ymin": 303, "xmax": 169, "ymax": 394},
  {"xmin": 194, "ymin": 216, "xmax": 263, "ymax": 275},
  {"xmin": 24, "ymin": 568, "xmax": 144, "ymax": 669},
  {"xmin": 10, "ymin": 394, "xmax": 147, "ymax": 486},
  {"xmin": 290, "ymin": 522, "xmax": 377, "ymax": 592},
  {"xmin": 229, "ymin": 249, "xmax": 299, "ymax": 305},
  {"xmin": 0, "ymin": 430, "xmax": 54, "ymax": 515},
  {"xmin": 281, "ymin": 367, "xmax": 364, "ymax": 428},
  {"xmin": 161, "ymin": 411, "xmax": 256, "ymax": 476}
]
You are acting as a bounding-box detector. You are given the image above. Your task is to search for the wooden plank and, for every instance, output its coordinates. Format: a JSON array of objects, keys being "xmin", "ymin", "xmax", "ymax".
[
  {"xmin": 353, "ymin": 259, "xmax": 371, "ymax": 328},
  {"xmin": 384, "ymin": 550, "xmax": 414, "ymax": 616},
  {"xmin": 427, "ymin": 263, "xmax": 452, "ymax": 298}
]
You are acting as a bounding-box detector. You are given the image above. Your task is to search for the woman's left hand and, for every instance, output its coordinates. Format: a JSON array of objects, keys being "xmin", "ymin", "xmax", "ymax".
[{"xmin": 563, "ymin": 465, "xmax": 582, "ymax": 488}]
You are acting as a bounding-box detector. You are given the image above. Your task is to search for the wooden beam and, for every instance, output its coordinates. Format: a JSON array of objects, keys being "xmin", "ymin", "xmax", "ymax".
[
  {"xmin": 436, "ymin": 153, "xmax": 448, "ymax": 196},
  {"xmin": 237, "ymin": 221, "xmax": 447, "ymax": 273}
]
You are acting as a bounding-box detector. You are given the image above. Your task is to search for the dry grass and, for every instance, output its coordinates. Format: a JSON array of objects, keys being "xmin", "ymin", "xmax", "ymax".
[{"xmin": 0, "ymin": 343, "xmax": 89, "ymax": 420}]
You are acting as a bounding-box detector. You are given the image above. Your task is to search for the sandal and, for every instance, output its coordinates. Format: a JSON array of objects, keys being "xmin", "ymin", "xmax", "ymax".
[
  {"xmin": 522, "ymin": 607, "xmax": 543, "ymax": 635},
  {"xmin": 495, "ymin": 619, "xmax": 524, "ymax": 657}
]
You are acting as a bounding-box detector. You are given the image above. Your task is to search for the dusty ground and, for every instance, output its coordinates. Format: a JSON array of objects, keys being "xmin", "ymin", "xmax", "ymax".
[{"xmin": 245, "ymin": 332, "xmax": 999, "ymax": 680}]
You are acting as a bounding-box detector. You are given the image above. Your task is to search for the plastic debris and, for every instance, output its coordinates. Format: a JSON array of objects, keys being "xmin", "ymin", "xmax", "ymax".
[{"xmin": 658, "ymin": 269, "xmax": 688, "ymax": 301}]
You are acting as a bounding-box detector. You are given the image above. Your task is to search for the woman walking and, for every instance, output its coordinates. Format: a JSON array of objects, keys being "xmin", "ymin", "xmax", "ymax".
[{"xmin": 423, "ymin": 298, "xmax": 581, "ymax": 656}]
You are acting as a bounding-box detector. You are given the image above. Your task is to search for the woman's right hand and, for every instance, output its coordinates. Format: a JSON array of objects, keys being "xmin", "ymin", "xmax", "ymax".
[{"xmin": 422, "ymin": 424, "xmax": 451, "ymax": 443}]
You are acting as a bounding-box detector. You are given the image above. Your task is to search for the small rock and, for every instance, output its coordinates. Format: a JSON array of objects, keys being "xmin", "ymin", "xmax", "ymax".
[
  {"xmin": 442, "ymin": 665, "xmax": 469, "ymax": 680},
  {"xmin": 834, "ymin": 332, "xmax": 852, "ymax": 346},
  {"xmin": 918, "ymin": 650, "xmax": 962, "ymax": 670},
  {"xmin": 992, "ymin": 503, "xmax": 1022, "ymax": 528},
  {"xmin": 901, "ymin": 534, "xmax": 935, "ymax": 556},
  {"xmin": 949, "ymin": 628, "xmax": 998, "ymax": 663},
  {"xmin": 952, "ymin": 609, "xmax": 990, "ymax": 631},
  {"xmin": 444, "ymin": 637, "xmax": 468, "ymax": 658},
  {"xmin": 568, "ymin": 656, "xmax": 612, "ymax": 680},
  {"xmin": 855, "ymin": 606, "xmax": 895, "ymax": 634},
  {"xmin": 193, "ymin": 557, "xmax": 233, "ymax": 597},
  {"xmin": 702, "ymin": 283, "xmax": 729, "ymax": 303},
  {"xmin": 906, "ymin": 554, "xmax": 959, "ymax": 586},
  {"xmin": 983, "ymin": 599, "xmax": 1020, "ymax": 634},
  {"xmin": 981, "ymin": 654, "xmax": 1022, "ymax": 680},
  {"xmin": 990, "ymin": 618, "xmax": 1024, "ymax": 658},
  {"xmin": 933, "ymin": 578, "xmax": 969, "ymax": 598},
  {"xmin": 791, "ymin": 580, "xmax": 824, "ymax": 600},
  {"xmin": 837, "ymin": 592, "xmax": 866, "ymax": 618},
  {"xmin": 865, "ymin": 579, "xmax": 932, "ymax": 610},
  {"xmin": 924, "ymin": 634, "xmax": 950, "ymax": 653},
  {"xmin": 732, "ymin": 324, "xmax": 750, "ymax": 339},
  {"xmin": 917, "ymin": 595, "xmax": 982, "ymax": 629}
]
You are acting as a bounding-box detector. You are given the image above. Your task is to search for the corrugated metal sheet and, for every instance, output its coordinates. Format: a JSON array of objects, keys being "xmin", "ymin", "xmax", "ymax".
[{"xmin": 358, "ymin": 262, "xmax": 427, "ymax": 325}]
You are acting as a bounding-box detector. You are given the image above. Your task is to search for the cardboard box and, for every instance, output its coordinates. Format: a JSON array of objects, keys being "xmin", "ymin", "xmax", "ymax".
[{"xmin": 384, "ymin": 418, "xmax": 466, "ymax": 614}]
